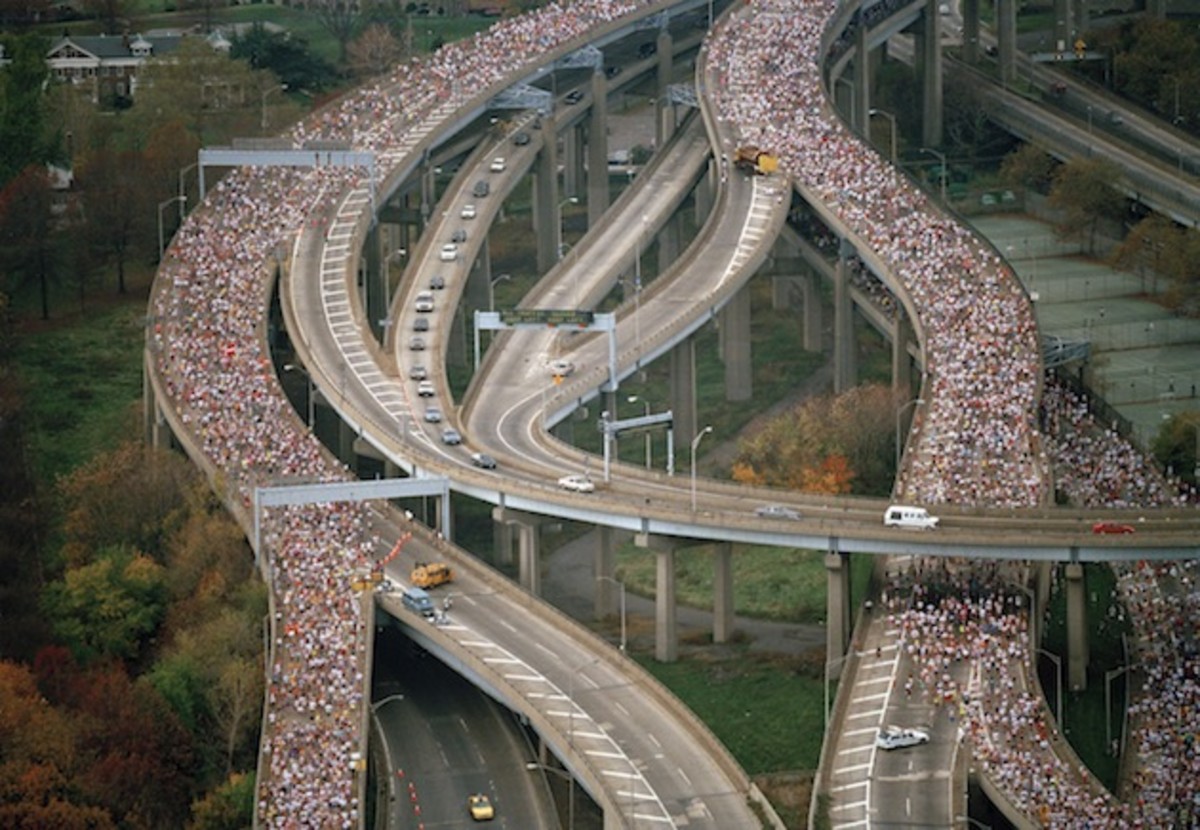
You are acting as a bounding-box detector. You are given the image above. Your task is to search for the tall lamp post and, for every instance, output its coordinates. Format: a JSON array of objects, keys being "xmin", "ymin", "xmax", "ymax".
[
  {"xmin": 895, "ymin": 397, "xmax": 925, "ymax": 475},
  {"xmin": 594, "ymin": 575, "xmax": 627, "ymax": 651},
  {"xmin": 869, "ymin": 108, "xmax": 898, "ymax": 163},
  {"xmin": 556, "ymin": 196, "xmax": 579, "ymax": 262},
  {"xmin": 919, "ymin": 147, "xmax": 947, "ymax": 202},
  {"xmin": 261, "ymin": 82, "xmax": 288, "ymax": 134},
  {"xmin": 157, "ymin": 195, "xmax": 187, "ymax": 261},
  {"xmin": 177, "ymin": 161, "xmax": 199, "ymax": 222},
  {"xmin": 488, "ymin": 272, "xmax": 511, "ymax": 312},
  {"xmin": 690, "ymin": 425, "xmax": 713, "ymax": 512},
  {"xmin": 525, "ymin": 762, "xmax": 577, "ymax": 829},
  {"xmin": 628, "ymin": 395, "xmax": 651, "ymax": 469}
]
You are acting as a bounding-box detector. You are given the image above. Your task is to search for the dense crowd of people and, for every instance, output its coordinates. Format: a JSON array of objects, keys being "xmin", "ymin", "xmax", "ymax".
[
  {"xmin": 705, "ymin": 0, "xmax": 1197, "ymax": 826},
  {"xmin": 150, "ymin": 0, "xmax": 666, "ymax": 824},
  {"xmin": 146, "ymin": 0, "xmax": 1198, "ymax": 823}
]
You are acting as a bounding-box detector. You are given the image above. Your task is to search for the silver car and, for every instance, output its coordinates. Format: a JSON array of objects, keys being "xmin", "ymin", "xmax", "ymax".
[
  {"xmin": 875, "ymin": 727, "xmax": 930, "ymax": 750},
  {"xmin": 755, "ymin": 504, "xmax": 801, "ymax": 520}
]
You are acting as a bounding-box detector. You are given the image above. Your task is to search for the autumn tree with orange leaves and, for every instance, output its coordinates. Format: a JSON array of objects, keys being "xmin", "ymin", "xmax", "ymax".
[{"xmin": 731, "ymin": 384, "xmax": 900, "ymax": 496}]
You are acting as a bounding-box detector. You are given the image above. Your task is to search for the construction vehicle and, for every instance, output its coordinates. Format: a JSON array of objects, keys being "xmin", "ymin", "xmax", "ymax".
[
  {"xmin": 733, "ymin": 145, "xmax": 779, "ymax": 175},
  {"xmin": 411, "ymin": 561, "xmax": 454, "ymax": 588}
]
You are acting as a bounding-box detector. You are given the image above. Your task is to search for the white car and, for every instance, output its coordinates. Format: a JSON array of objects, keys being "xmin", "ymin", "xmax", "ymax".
[
  {"xmin": 417, "ymin": 380, "xmax": 436, "ymax": 397},
  {"xmin": 548, "ymin": 359, "xmax": 575, "ymax": 377},
  {"xmin": 423, "ymin": 405, "xmax": 443, "ymax": 423},
  {"xmin": 875, "ymin": 726, "xmax": 930, "ymax": 750},
  {"xmin": 756, "ymin": 504, "xmax": 801, "ymax": 520},
  {"xmin": 439, "ymin": 243, "xmax": 459, "ymax": 262},
  {"xmin": 557, "ymin": 474, "xmax": 595, "ymax": 493},
  {"xmin": 460, "ymin": 204, "xmax": 477, "ymax": 219},
  {"xmin": 489, "ymin": 156, "xmax": 506, "ymax": 172},
  {"xmin": 414, "ymin": 291, "xmax": 435, "ymax": 312}
]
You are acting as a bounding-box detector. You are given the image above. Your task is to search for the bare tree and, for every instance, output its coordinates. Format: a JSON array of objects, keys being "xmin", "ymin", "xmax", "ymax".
[{"xmin": 347, "ymin": 23, "xmax": 403, "ymax": 79}]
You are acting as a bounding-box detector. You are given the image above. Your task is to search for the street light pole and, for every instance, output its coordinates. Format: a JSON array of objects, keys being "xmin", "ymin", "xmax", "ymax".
[
  {"xmin": 895, "ymin": 397, "xmax": 925, "ymax": 475},
  {"xmin": 595, "ymin": 575, "xmax": 627, "ymax": 651},
  {"xmin": 869, "ymin": 108, "xmax": 897, "ymax": 164},
  {"xmin": 690, "ymin": 425, "xmax": 713, "ymax": 512},
  {"xmin": 488, "ymin": 272, "xmax": 511, "ymax": 312},
  {"xmin": 178, "ymin": 161, "xmax": 199, "ymax": 223},
  {"xmin": 526, "ymin": 762, "xmax": 577, "ymax": 829},
  {"xmin": 261, "ymin": 82, "xmax": 288, "ymax": 134},
  {"xmin": 628, "ymin": 395, "xmax": 651, "ymax": 469},
  {"xmin": 157, "ymin": 195, "xmax": 187, "ymax": 261},
  {"xmin": 557, "ymin": 196, "xmax": 579, "ymax": 263},
  {"xmin": 919, "ymin": 147, "xmax": 946, "ymax": 202}
]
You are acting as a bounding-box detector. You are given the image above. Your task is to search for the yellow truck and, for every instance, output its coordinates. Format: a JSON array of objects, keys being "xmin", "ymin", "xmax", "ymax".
[
  {"xmin": 411, "ymin": 561, "xmax": 454, "ymax": 589},
  {"xmin": 733, "ymin": 145, "xmax": 779, "ymax": 175}
]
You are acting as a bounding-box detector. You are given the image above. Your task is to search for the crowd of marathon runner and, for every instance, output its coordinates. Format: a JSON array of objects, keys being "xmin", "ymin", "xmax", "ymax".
[
  {"xmin": 705, "ymin": 0, "xmax": 1196, "ymax": 825},
  {"xmin": 150, "ymin": 0, "xmax": 675, "ymax": 824},
  {"xmin": 146, "ymin": 0, "xmax": 1197, "ymax": 822}
]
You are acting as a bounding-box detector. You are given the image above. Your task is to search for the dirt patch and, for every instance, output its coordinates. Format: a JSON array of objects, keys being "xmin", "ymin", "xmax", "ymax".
[{"xmin": 756, "ymin": 769, "xmax": 814, "ymax": 829}]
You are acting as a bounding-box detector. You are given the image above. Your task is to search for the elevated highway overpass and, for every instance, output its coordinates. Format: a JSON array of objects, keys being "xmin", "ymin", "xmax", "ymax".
[{"xmin": 144, "ymin": 0, "xmax": 1199, "ymax": 826}]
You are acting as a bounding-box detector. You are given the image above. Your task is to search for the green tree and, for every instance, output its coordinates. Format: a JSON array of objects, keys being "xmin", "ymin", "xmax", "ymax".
[
  {"xmin": 999, "ymin": 142, "xmax": 1057, "ymax": 196},
  {"xmin": 230, "ymin": 23, "xmax": 338, "ymax": 94},
  {"xmin": 1112, "ymin": 20, "xmax": 1200, "ymax": 125},
  {"xmin": 1153, "ymin": 413, "xmax": 1200, "ymax": 488},
  {"xmin": 189, "ymin": 771, "xmax": 255, "ymax": 830},
  {"xmin": 0, "ymin": 165, "xmax": 60, "ymax": 319},
  {"xmin": 41, "ymin": 547, "xmax": 168, "ymax": 662},
  {"xmin": 0, "ymin": 33, "xmax": 50, "ymax": 186},
  {"xmin": 1047, "ymin": 156, "xmax": 1123, "ymax": 254}
]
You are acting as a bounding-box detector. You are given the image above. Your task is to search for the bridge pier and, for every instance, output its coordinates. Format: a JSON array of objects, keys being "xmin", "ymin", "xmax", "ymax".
[
  {"xmin": 635, "ymin": 533, "xmax": 678, "ymax": 662},
  {"xmin": 713, "ymin": 542, "xmax": 734, "ymax": 644},
  {"xmin": 535, "ymin": 112, "xmax": 560, "ymax": 274},
  {"xmin": 594, "ymin": 525, "xmax": 617, "ymax": 621},
  {"xmin": 363, "ymin": 223, "xmax": 388, "ymax": 341},
  {"xmin": 564, "ymin": 123, "xmax": 584, "ymax": 198},
  {"xmin": 587, "ymin": 68, "xmax": 611, "ymax": 224},
  {"xmin": 833, "ymin": 242, "xmax": 858, "ymax": 393},
  {"xmin": 892, "ymin": 309, "xmax": 914, "ymax": 394},
  {"xmin": 493, "ymin": 507, "xmax": 544, "ymax": 594},
  {"xmin": 1065, "ymin": 562, "xmax": 1089, "ymax": 691},
  {"xmin": 719, "ymin": 284, "xmax": 752, "ymax": 402},
  {"xmin": 917, "ymin": 0, "xmax": 944, "ymax": 148},
  {"xmin": 825, "ymin": 548, "xmax": 852, "ymax": 675},
  {"xmin": 338, "ymin": 419, "xmax": 360, "ymax": 474},
  {"xmin": 996, "ymin": 0, "xmax": 1017, "ymax": 88},
  {"xmin": 961, "ymin": 0, "xmax": 981, "ymax": 64},
  {"xmin": 654, "ymin": 29, "xmax": 675, "ymax": 147},
  {"xmin": 669, "ymin": 337, "xmax": 697, "ymax": 458}
]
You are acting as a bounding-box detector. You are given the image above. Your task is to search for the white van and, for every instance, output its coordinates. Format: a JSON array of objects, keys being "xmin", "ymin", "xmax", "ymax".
[{"xmin": 883, "ymin": 505, "xmax": 939, "ymax": 530}]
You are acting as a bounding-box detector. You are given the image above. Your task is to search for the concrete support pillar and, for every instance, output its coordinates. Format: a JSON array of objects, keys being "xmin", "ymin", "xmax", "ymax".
[
  {"xmin": 466, "ymin": 237, "xmax": 491, "ymax": 315},
  {"xmin": 594, "ymin": 526, "xmax": 616, "ymax": 621},
  {"xmin": 694, "ymin": 157, "xmax": 716, "ymax": 225},
  {"xmin": 1065, "ymin": 562, "xmax": 1089, "ymax": 691},
  {"xmin": 563, "ymin": 124, "xmax": 583, "ymax": 197},
  {"xmin": 961, "ymin": 0, "xmax": 980, "ymax": 63},
  {"xmin": 825, "ymin": 549, "xmax": 852, "ymax": 672},
  {"xmin": 854, "ymin": 21, "xmax": 871, "ymax": 134},
  {"xmin": 655, "ymin": 546, "xmax": 677, "ymax": 662},
  {"xmin": 713, "ymin": 542, "xmax": 734, "ymax": 644},
  {"xmin": 491, "ymin": 509, "xmax": 514, "ymax": 567},
  {"xmin": 535, "ymin": 113, "xmax": 559, "ymax": 274},
  {"xmin": 1146, "ymin": 0, "xmax": 1166, "ymax": 17},
  {"xmin": 657, "ymin": 214, "xmax": 680, "ymax": 273},
  {"xmin": 669, "ymin": 337, "xmax": 697, "ymax": 459},
  {"xmin": 364, "ymin": 223, "xmax": 387, "ymax": 340},
  {"xmin": 802, "ymin": 269, "xmax": 823, "ymax": 353},
  {"xmin": 517, "ymin": 521, "xmax": 541, "ymax": 596},
  {"xmin": 919, "ymin": 1, "xmax": 944, "ymax": 148},
  {"xmin": 833, "ymin": 243, "xmax": 857, "ymax": 393},
  {"xmin": 892, "ymin": 310, "xmax": 913, "ymax": 394},
  {"xmin": 420, "ymin": 159, "xmax": 438, "ymax": 231},
  {"xmin": 654, "ymin": 30, "xmax": 674, "ymax": 147},
  {"xmin": 337, "ymin": 419, "xmax": 359, "ymax": 474},
  {"xmin": 996, "ymin": 0, "xmax": 1017, "ymax": 88},
  {"xmin": 587, "ymin": 69, "xmax": 610, "ymax": 225},
  {"xmin": 720, "ymin": 285, "xmax": 752, "ymax": 402},
  {"xmin": 383, "ymin": 459, "xmax": 401, "ymax": 479}
]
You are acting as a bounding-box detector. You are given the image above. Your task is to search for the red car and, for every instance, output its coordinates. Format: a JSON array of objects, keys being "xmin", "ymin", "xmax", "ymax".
[{"xmin": 1092, "ymin": 521, "xmax": 1135, "ymax": 535}]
